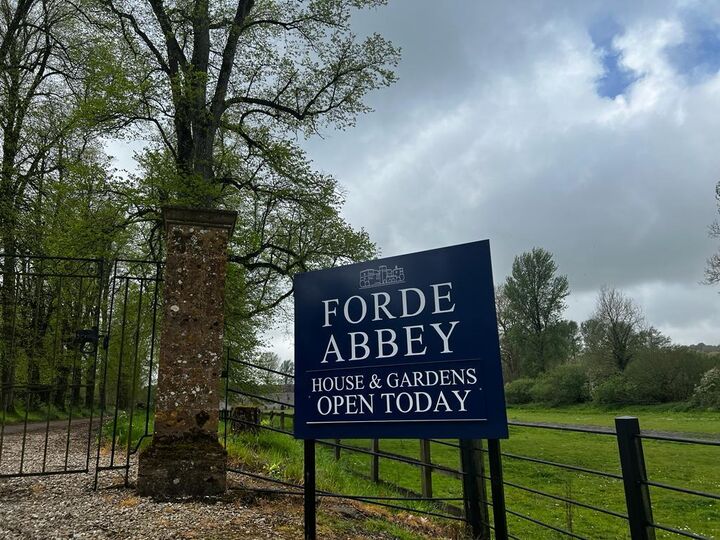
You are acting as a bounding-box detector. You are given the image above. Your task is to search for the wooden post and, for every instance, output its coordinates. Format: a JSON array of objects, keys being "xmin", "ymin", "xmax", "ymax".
[
  {"xmin": 371, "ymin": 439, "xmax": 380, "ymax": 483},
  {"xmin": 487, "ymin": 439, "xmax": 508, "ymax": 540},
  {"xmin": 280, "ymin": 409, "xmax": 286, "ymax": 431},
  {"xmin": 616, "ymin": 417, "xmax": 656, "ymax": 540},
  {"xmin": 334, "ymin": 439, "xmax": 341, "ymax": 460},
  {"xmin": 460, "ymin": 439, "xmax": 492, "ymax": 540},
  {"xmin": 420, "ymin": 439, "xmax": 433, "ymax": 499}
]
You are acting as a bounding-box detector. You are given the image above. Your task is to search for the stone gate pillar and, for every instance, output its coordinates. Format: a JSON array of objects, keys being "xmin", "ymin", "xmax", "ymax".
[{"xmin": 137, "ymin": 207, "xmax": 236, "ymax": 498}]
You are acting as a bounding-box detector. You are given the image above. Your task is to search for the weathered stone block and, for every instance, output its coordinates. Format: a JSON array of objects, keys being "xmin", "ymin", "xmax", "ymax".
[
  {"xmin": 230, "ymin": 405, "xmax": 260, "ymax": 433},
  {"xmin": 137, "ymin": 434, "xmax": 227, "ymax": 499}
]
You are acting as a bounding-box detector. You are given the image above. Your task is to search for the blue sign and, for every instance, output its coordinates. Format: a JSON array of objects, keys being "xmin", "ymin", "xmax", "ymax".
[{"xmin": 293, "ymin": 240, "xmax": 508, "ymax": 440}]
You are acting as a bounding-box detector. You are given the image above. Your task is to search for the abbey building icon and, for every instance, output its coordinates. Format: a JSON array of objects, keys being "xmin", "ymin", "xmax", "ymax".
[{"xmin": 359, "ymin": 265, "xmax": 406, "ymax": 289}]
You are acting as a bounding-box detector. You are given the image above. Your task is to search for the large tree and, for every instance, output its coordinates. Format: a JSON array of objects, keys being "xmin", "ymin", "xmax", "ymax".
[
  {"xmin": 502, "ymin": 247, "xmax": 570, "ymax": 376},
  {"xmin": 92, "ymin": 0, "xmax": 398, "ymax": 201},
  {"xmin": 91, "ymin": 0, "xmax": 396, "ymax": 317},
  {"xmin": 591, "ymin": 286, "xmax": 644, "ymax": 371}
]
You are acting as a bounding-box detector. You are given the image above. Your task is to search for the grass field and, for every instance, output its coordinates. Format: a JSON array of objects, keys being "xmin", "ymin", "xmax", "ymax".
[{"xmin": 253, "ymin": 405, "xmax": 719, "ymax": 539}]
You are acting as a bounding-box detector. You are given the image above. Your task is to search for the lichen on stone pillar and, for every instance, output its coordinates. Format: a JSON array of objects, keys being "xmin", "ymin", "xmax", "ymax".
[{"xmin": 137, "ymin": 207, "xmax": 236, "ymax": 499}]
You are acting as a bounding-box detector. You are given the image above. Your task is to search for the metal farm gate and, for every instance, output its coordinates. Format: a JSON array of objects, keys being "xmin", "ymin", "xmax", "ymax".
[{"xmin": 0, "ymin": 254, "xmax": 161, "ymax": 485}]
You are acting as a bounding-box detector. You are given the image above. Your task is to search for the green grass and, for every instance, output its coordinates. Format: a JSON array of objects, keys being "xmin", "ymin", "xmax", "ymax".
[
  {"xmin": 99, "ymin": 409, "xmax": 154, "ymax": 452},
  {"xmin": 507, "ymin": 403, "xmax": 720, "ymax": 435},
  {"xmin": 224, "ymin": 424, "xmax": 462, "ymax": 539},
  {"xmin": 1, "ymin": 403, "xmax": 94, "ymax": 425},
  {"xmin": 262, "ymin": 406, "xmax": 719, "ymax": 539}
]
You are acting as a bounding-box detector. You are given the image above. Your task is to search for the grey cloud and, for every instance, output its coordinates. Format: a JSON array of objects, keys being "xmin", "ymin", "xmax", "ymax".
[{"xmin": 302, "ymin": 0, "xmax": 720, "ymax": 344}]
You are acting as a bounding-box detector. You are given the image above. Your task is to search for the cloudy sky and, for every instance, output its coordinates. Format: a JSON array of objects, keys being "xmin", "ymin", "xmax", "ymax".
[{"xmin": 276, "ymin": 0, "xmax": 720, "ymax": 353}]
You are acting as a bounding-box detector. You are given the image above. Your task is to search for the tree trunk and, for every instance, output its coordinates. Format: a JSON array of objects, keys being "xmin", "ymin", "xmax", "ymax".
[
  {"xmin": 53, "ymin": 366, "xmax": 69, "ymax": 410},
  {"xmin": 71, "ymin": 364, "xmax": 82, "ymax": 408}
]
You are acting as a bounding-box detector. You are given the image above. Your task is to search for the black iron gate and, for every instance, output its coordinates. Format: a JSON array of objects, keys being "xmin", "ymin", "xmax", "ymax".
[{"xmin": 0, "ymin": 254, "xmax": 161, "ymax": 483}]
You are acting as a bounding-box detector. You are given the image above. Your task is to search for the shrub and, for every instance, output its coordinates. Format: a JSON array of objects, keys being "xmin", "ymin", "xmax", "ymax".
[
  {"xmin": 504, "ymin": 378, "xmax": 535, "ymax": 404},
  {"xmin": 530, "ymin": 364, "xmax": 590, "ymax": 406},
  {"xmin": 593, "ymin": 374, "xmax": 637, "ymax": 405},
  {"xmin": 691, "ymin": 367, "xmax": 720, "ymax": 409},
  {"xmin": 624, "ymin": 348, "xmax": 717, "ymax": 403}
]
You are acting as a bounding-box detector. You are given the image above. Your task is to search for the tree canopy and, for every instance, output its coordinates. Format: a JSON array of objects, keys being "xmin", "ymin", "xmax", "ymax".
[{"xmin": 501, "ymin": 247, "xmax": 570, "ymax": 376}]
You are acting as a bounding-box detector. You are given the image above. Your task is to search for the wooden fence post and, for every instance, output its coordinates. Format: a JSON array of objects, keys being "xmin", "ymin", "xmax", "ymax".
[
  {"xmin": 420, "ymin": 439, "xmax": 433, "ymax": 499},
  {"xmin": 616, "ymin": 417, "xmax": 656, "ymax": 540},
  {"xmin": 334, "ymin": 439, "xmax": 341, "ymax": 460},
  {"xmin": 280, "ymin": 409, "xmax": 285, "ymax": 431},
  {"xmin": 460, "ymin": 439, "xmax": 492, "ymax": 540},
  {"xmin": 371, "ymin": 439, "xmax": 380, "ymax": 483}
]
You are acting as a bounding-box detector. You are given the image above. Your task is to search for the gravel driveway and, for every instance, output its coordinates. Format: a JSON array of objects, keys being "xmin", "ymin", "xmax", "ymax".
[
  {"xmin": 0, "ymin": 424, "xmax": 305, "ymax": 539},
  {"xmin": 0, "ymin": 425, "xmax": 450, "ymax": 539}
]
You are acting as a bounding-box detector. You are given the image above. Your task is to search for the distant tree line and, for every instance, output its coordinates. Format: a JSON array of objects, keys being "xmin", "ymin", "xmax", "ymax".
[{"xmin": 499, "ymin": 248, "xmax": 720, "ymax": 409}]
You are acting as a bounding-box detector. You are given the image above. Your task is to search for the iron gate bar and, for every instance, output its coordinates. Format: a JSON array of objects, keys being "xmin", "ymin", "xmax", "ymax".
[
  {"xmin": 2, "ymin": 272, "xmax": 100, "ymax": 279},
  {"xmin": 63, "ymin": 276, "xmax": 85, "ymax": 471},
  {"xmin": 313, "ymin": 437, "xmax": 467, "ymax": 476},
  {"xmin": 86, "ymin": 259, "xmax": 104, "ymax": 470},
  {"xmin": 487, "ymin": 439, "xmax": 509, "ymax": 540},
  {"xmin": 124, "ymin": 279, "xmax": 145, "ymax": 486},
  {"xmin": 230, "ymin": 485, "xmax": 464, "ymax": 502},
  {"xmin": 110, "ymin": 277, "xmax": 131, "ymax": 466},
  {"xmin": 94, "ymin": 259, "xmax": 119, "ymax": 489},
  {"xmin": 616, "ymin": 417, "xmax": 655, "ymax": 540},
  {"xmin": 0, "ymin": 468, "xmax": 87, "ymax": 479},
  {"xmin": 0, "ymin": 253, "xmax": 102, "ymax": 263}
]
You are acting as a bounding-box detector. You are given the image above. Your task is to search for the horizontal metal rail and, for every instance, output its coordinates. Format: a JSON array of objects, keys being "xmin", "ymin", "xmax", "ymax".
[
  {"xmin": 639, "ymin": 433, "xmax": 720, "ymax": 446},
  {"xmin": 650, "ymin": 521, "xmax": 713, "ymax": 540},
  {"xmin": 509, "ymin": 420, "xmax": 616, "ymax": 436},
  {"xmin": 0, "ymin": 253, "xmax": 102, "ymax": 263},
  {"xmin": 228, "ymin": 357, "xmax": 295, "ymax": 379},
  {"xmin": 502, "ymin": 479, "xmax": 629, "ymax": 520},
  {"xmin": 227, "ymin": 416, "xmax": 467, "ymax": 478},
  {"xmin": 506, "ymin": 507, "xmax": 589, "ymax": 539},
  {"xmin": 643, "ymin": 479, "xmax": 720, "ymax": 501},
  {"xmin": 428, "ymin": 438, "xmax": 461, "ymax": 449},
  {"xmin": 0, "ymin": 271, "xmax": 100, "ymax": 279},
  {"xmin": 0, "ymin": 468, "xmax": 87, "ymax": 479},
  {"xmin": 226, "ymin": 387, "xmax": 295, "ymax": 408},
  {"xmin": 497, "ymin": 449, "xmax": 623, "ymax": 480},
  {"xmin": 227, "ymin": 467, "xmax": 465, "ymax": 522},
  {"xmin": 315, "ymin": 438, "xmax": 467, "ymax": 477}
]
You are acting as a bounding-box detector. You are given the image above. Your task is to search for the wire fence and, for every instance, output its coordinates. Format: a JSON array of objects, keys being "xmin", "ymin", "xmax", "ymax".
[{"xmin": 223, "ymin": 353, "xmax": 720, "ymax": 540}]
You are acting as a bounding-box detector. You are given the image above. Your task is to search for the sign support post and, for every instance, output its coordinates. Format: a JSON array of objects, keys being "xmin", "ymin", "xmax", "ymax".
[
  {"xmin": 488, "ymin": 439, "xmax": 509, "ymax": 540},
  {"xmin": 304, "ymin": 439, "xmax": 317, "ymax": 540},
  {"xmin": 460, "ymin": 439, "xmax": 491, "ymax": 539}
]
